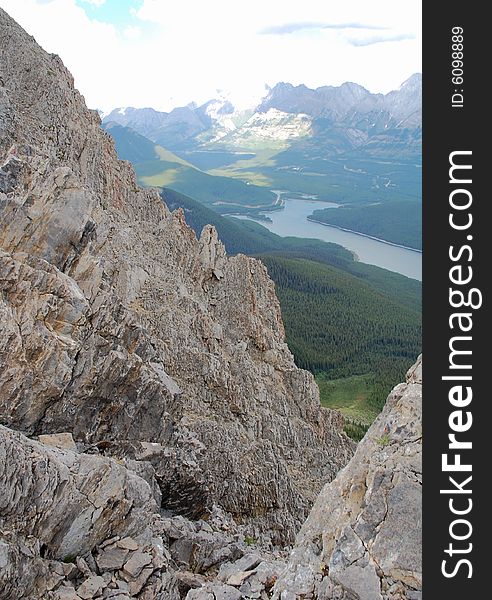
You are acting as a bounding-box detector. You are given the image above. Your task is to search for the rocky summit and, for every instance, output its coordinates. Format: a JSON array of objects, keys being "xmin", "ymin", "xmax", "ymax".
[{"xmin": 0, "ymin": 7, "xmax": 421, "ymax": 600}]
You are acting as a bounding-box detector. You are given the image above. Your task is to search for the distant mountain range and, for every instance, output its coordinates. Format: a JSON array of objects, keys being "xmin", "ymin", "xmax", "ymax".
[
  {"xmin": 102, "ymin": 76, "xmax": 422, "ymax": 250},
  {"xmin": 258, "ymin": 75, "xmax": 421, "ymax": 125},
  {"xmin": 103, "ymin": 75, "xmax": 421, "ymax": 158}
]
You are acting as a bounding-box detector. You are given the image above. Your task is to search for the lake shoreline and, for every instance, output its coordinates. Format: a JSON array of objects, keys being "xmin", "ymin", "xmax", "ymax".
[
  {"xmin": 307, "ymin": 217, "xmax": 422, "ymax": 254},
  {"xmin": 232, "ymin": 197, "xmax": 422, "ymax": 280}
]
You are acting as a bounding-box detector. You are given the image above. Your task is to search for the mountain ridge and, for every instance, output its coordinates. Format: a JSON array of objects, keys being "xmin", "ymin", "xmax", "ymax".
[{"xmin": 103, "ymin": 75, "xmax": 422, "ymax": 155}]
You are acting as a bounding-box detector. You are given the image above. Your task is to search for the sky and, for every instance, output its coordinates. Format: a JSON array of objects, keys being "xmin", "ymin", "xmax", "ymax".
[{"xmin": 0, "ymin": 0, "xmax": 422, "ymax": 112}]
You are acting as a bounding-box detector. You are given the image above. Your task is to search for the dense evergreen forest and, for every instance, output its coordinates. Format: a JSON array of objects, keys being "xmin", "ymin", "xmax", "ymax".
[
  {"xmin": 259, "ymin": 256, "xmax": 420, "ymax": 379},
  {"xmin": 258, "ymin": 256, "xmax": 421, "ymax": 435},
  {"xmin": 163, "ymin": 187, "xmax": 422, "ymax": 438}
]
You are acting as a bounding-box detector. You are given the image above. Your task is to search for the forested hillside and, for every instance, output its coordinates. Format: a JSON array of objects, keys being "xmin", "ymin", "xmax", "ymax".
[
  {"xmin": 310, "ymin": 200, "xmax": 422, "ymax": 250},
  {"xmin": 260, "ymin": 256, "xmax": 420, "ymax": 377},
  {"xmin": 103, "ymin": 123, "xmax": 278, "ymax": 214}
]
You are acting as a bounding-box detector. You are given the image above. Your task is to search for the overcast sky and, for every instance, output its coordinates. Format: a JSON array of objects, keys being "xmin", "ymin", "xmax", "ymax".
[{"xmin": 0, "ymin": 0, "xmax": 422, "ymax": 112}]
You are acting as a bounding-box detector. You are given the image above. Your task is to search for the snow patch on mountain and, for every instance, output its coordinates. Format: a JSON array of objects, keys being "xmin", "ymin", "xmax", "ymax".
[{"xmin": 222, "ymin": 108, "xmax": 312, "ymax": 146}]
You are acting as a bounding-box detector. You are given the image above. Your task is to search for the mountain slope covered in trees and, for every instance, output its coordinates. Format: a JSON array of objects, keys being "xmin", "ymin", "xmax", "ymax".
[{"xmin": 311, "ymin": 200, "xmax": 422, "ymax": 250}]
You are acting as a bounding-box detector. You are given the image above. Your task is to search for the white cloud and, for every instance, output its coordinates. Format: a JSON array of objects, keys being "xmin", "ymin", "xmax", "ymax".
[
  {"xmin": 79, "ymin": 0, "xmax": 106, "ymax": 6},
  {"xmin": 0, "ymin": 0, "xmax": 421, "ymax": 112},
  {"xmin": 136, "ymin": 0, "xmax": 419, "ymax": 40},
  {"xmin": 123, "ymin": 25, "xmax": 141, "ymax": 40}
]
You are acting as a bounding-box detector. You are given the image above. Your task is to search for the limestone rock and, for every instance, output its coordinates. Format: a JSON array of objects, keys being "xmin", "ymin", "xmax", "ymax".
[
  {"xmin": 54, "ymin": 586, "xmax": 83, "ymax": 600},
  {"xmin": 186, "ymin": 583, "xmax": 243, "ymax": 600},
  {"xmin": 226, "ymin": 570, "xmax": 256, "ymax": 587},
  {"xmin": 175, "ymin": 570, "xmax": 209, "ymax": 591},
  {"xmin": 96, "ymin": 546, "xmax": 130, "ymax": 571},
  {"xmin": 0, "ymin": 426, "xmax": 159, "ymax": 561},
  {"xmin": 76, "ymin": 557, "xmax": 93, "ymax": 578},
  {"xmin": 77, "ymin": 575, "xmax": 105, "ymax": 599},
  {"xmin": 117, "ymin": 537, "xmax": 139, "ymax": 552},
  {"xmin": 39, "ymin": 432, "xmax": 78, "ymax": 451},
  {"xmin": 238, "ymin": 560, "xmax": 284, "ymax": 597},
  {"xmin": 273, "ymin": 356, "xmax": 422, "ymax": 600},
  {"xmin": 218, "ymin": 554, "xmax": 262, "ymax": 582},
  {"xmin": 122, "ymin": 551, "xmax": 152, "ymax": 578}
]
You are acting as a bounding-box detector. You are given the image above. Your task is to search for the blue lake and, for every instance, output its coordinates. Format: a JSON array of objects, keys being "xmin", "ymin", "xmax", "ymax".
[{"xmin": 236, "ymin": 197, "xmax": 422, "ymax": 281}]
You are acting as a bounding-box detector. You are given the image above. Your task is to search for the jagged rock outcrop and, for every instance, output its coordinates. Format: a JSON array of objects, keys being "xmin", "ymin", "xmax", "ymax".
[
  {"xmin": 0, "ymin": 424, "xmax": 267, "ymax": 600},
  {"xmin": 0, "ymin": 357, "xmax": 421, "ymax": 600},
  {"xmin": 273, "ymin": 357, "xmax": 422, "ymax": 600},
  {"xmin": 0, "ymin": 426, "xmax": 159, "ymax": 561},
  {"xmin": 0, "ymin": 3, "xmax": 353, "ymax": 553},
  {"xmin": 0, "ymin": 424, "xmax": 173, "ymax": 599}
]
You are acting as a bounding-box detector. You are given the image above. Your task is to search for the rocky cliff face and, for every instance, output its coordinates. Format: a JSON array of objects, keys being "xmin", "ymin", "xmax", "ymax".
[
  {"xmin": 273, "ymin": 357, "xmax": 422, "ymax": 600},
  {"xmin": 0, "ymin": 4, "xmax": 353, "ymax": 551},
  {"xmin": 0, "ymin": 358, "xmax": 421, "ymax": 600},
  {"xmin": 0, "ymin": 423, "xmax": 288, "ymax": 600}
]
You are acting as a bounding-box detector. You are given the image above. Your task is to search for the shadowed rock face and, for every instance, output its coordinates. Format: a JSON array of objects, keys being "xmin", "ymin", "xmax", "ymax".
[
  {"xmin": 0, "ymin": 357, "xmax": 421, "ymax": 600},
  {"xmin": 0, "ymin": 6, "xmax": 353, "ymax": 545},
  {"xmin": 273, "ymin": 356, "xmax": 422, "ymax": 600}
]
